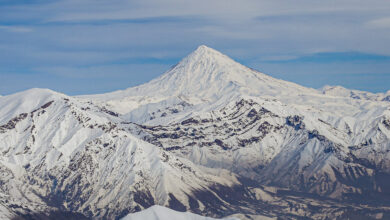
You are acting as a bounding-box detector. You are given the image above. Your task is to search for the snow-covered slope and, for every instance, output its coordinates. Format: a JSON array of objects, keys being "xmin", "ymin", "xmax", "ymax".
[
  {"xmin": 321, "ymin": 85, "xmax": 390, "ymax": 102},
  {"xmin": 83, "ymin": 45, "xmax": 318, "ymax": 117},
  {"xmin": 0, "ymin": 203, "xmax": 16, "ymax": 220},
  {"xmin": 0, "ymin": 90, "xmax": 245, "ymax": 219},
  {"xmin": 121, "ymin": 205, "xmax": 239, "ymax": 220},
  {"xmin": 1, "ymin": 45, "xmax": 390, "ymax": 220},
  {"xmin": 90, "ymin": 45, "xmax": 315, "ymax": 100},
  {"xmin": 83, "ymin": 46, "xmax": 390, "ymax": 128}
]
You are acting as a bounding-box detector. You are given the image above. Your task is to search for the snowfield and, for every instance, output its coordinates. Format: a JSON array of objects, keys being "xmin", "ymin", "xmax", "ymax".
[
  {"xmin": 0, "ymin": 45, "xmax": 389, "ymax": 219},
  {"xmin": 121, "ymin": 205, "xmax": 240, "ymax": 220}
]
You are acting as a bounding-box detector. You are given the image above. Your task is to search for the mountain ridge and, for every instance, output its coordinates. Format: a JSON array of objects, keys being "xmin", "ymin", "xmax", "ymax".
[
  {"xmin": 0, "ymin": 45, "xmax": 389, "ymax": 220},
  {"xmin": 78, "ymin": 46, "xmax": 388, "ymax": 127}
]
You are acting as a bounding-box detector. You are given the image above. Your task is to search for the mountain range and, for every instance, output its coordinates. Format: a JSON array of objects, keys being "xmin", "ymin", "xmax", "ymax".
[{"xmin": 0, "ymin": 45, "xmax": 389, "ymax": 220}]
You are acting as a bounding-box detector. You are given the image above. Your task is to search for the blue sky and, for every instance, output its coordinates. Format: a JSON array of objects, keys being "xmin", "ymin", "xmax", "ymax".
[{"xmin": 1, "ymin": 0, "xmax": 390, "ymax": 95}]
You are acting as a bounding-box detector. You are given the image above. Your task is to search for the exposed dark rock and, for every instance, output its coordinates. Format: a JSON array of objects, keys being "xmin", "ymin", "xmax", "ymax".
[
  {"xmin": 133, "ymin": 191, "xmax": 155, "ymax": 209},
  {"xmin": 12, "ymin": 211, "xmax": 89, "ymax": 220},
  {"xmin": 185, "ymin": 194, "xmax": 200, "ymax": 212},
  {"xmin": 308, "ymin": 130, "xmax": 326, "ymax": 142},
  {"xmin": 247, "ymin": 109, "xmax": 258, "ymax": 118},
  {"xmin": 31, "ymin": 101, "xmax": 54, "ymax": 115},
  {"xmin": 238, "ymin": 137, "xmax": 261, "ymax": 147},
  {"xmin": 214, "ymin": 139, "xmax": 229, "ymax": 150},
  {"xmin": 0, "ymin": 113, "xmax": 28, "ymax": 133},
  {"xmin": 171, "ymin": 109, "xmax": 179, "ymax": 114},
  {"xmin": 168, "ymin": 193, "xmax": 186, "ymax": 212},
  {"xmin": 181, "ymin": 118, "xmax": 199, "ymax": 125},
  {"xmin": 323, "ymin": 146, "xmax": 336, "ymax": 153},
  {"xmin": 165, "ymin": 146, "xmax": 182, "ymax": 151},
  {"xmin": 383, "ymin": 119, "xmax": 390, "ymax": 129},
  {"xmin": 286, "ymin": 115, "xmax": 305, "ymax": 130},
  {"xmin": 100, "ymin": 107, "xmax": 119, "ymax": 117},
  {"xmin": 41, "ymin": 101, "xmax": 54, "ymax": 109}
]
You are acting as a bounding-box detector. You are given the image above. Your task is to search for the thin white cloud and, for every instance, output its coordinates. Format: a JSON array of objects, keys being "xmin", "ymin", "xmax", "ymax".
[
  {"xmin": 258, "ymin": 55, "xmax": 300, "ymax": 62},
  {"xmin": 0, "ymin": 25, "xmax": 32, "ymax": 33},
  {"xmin": 42, "ymin": 0, "xmax": 390, "ymax": 24},
  {"xmin": 366, "ymin": 17, "xmax": 390, "ymax": 28}
]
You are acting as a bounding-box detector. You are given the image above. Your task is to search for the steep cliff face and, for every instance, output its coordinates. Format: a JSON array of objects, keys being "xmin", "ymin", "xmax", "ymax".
[{"xmin": 1, "ymin": 46, "xmax": 390, "ymax": 219}]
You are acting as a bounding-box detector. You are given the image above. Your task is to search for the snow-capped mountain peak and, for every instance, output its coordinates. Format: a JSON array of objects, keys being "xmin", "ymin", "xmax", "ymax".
[
  {"xmin": 135, "ymin": 45, "xmax": 316, "ymax": 99},
  {"xmin": 148, "ymin": 44, "xmax": 258, "ymax": 96},
  {"xmin": 87, "ymin": 45, "xmax": 315, "ymax": 105},
  {"xmin": 0, "ymin": 88, "xmax": 66, "ymax": 123},
  {"xmin": 186, "ymin": 44, "xmax": 227, "ymax": 59},
  {"xmin": 175, "ymin": 44, "xmax": 244, "ymax": 72},
  {"xmin": 82, "ymin": 45, "xmax": 389, "ymax": 125}
]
